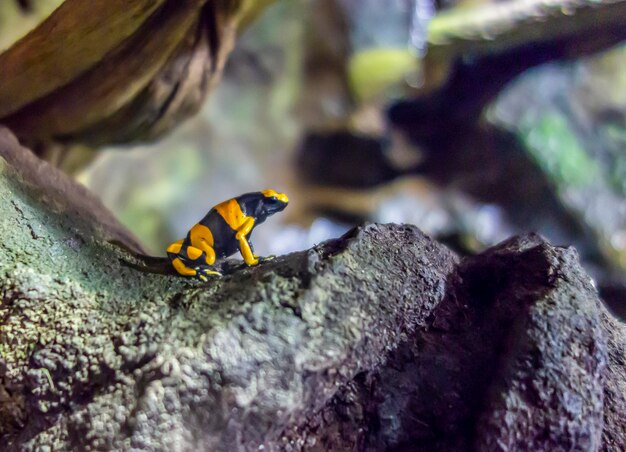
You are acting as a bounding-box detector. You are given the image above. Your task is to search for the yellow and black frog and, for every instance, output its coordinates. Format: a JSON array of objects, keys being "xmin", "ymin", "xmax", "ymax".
[{"xmin": 166, "ymin": 189, "xmax": 289, "ymax": 280}]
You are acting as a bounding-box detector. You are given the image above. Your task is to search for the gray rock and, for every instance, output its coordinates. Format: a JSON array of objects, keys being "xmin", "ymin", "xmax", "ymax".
[
  {"xmin": 278, "ymin": 236, "xmax": 625, "ymax": 452},
  {"xmin": 1, "ymin": 127, "xmax": 624, "ymax": 450}
]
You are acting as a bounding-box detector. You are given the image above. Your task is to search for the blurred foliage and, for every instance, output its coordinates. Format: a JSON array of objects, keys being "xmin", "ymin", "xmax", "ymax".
[
  {"xmin": 238, "ymin": 0, "xmax": 279, "ymax": 29},
  {"xmin": 488, "ymin": 44, "xmax": 626, "ymax": 273},
  {"xmin": 338, "ymin": 0, "xmax": 432, "ymax": 102},
  {"xmin": 604, "ymin": 123, "xmax": 626, "ymax": 195},
  {"xmin": 348, "ymin": 48, "xmax": 417, "ymax": 102},
  {"xmin": 520, "ymin": 112, "xmax": 599, "ymax": 188}
]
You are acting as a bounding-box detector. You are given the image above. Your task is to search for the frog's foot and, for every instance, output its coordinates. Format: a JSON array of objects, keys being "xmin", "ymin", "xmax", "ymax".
[
  {"xmin": 258, "ymin": 255, "xmax": 276, "ymax": 263},
  {"xmin": 195, "ymin": 266, "xmax": 222, "ymax": 282}
]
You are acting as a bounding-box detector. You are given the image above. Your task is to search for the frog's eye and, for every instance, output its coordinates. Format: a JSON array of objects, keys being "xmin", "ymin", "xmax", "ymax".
[
  {"xmin": 262, "ymin": 189, "xmax": 288, "ymax": 204},
  {"xmin": 274, "ymin": 193, "xmax": 289, "ymax": 204}
]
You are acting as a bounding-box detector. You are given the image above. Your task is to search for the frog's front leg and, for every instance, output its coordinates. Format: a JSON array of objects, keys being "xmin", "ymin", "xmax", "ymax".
[
  {"xmin": 248, "ymin": 240, "xmax": 260, "ymax": 261},
  {"xmin": 235, "ymin": 218, "xmax": 259, "ymax": 266}
]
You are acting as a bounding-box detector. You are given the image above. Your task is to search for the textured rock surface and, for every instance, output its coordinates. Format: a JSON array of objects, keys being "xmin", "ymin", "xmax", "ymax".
[
  {"xmin": 601, "ymin": 311, "xmax": 626, "ymax": 450},
  {"xmin": 1, "ymin": 127, "xmax": 624, "ymax": 451},
  {"xmin": 277, "ymin": 236, "xmax": 625, "ymax": 452}
]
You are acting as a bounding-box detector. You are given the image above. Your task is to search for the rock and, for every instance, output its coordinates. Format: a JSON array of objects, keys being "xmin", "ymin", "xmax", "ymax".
[
  {"xmin": 1, "ymin": 127, "xmax": 624, "ymax": 450},
  {"xmin": 601, "ymin": 309, "xmax": 626, "ymax": 450},
  {"xmin": 277, "ymin": 235, "xmax": 626, "ymax": 452}
]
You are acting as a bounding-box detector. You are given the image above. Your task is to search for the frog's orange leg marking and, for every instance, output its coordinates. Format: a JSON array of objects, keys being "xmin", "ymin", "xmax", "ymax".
[
  {"xmin": 172, "ymin": 258, "xmax": 197, "ymax": 276},
  {"xmin": 203, "ymin": 247, "xmax": 217, "ymax": 266},
  {"xmin": 216, "ymin": 199, "xmax": 259, "ymax": 266},
  {"xmin": 167, "ymin": 240, "xmax": 197, "ymax": 276},
  {"xmin": 189, "ymin": 223, "xmax": 217, "ymax": 265},
  {"xmin": 235, "ymin": 217, "xmax": 258, "ymax": 266},
  {"xmin": 186, "ymin": 246, "xmax": 203, "ymax": 260},
  {"xmin": 166, "ymin": 239, "xmax": 184, "ymax": 255}
]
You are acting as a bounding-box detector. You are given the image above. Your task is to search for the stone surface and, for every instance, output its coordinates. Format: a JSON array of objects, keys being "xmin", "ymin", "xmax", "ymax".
[
  {"xmin": 1, "ymin": 128, "xmax": 624, "ymax": 450},
  {"xmin": 277, "ymin": 236, "xmax": 625, "ymax": 452}
]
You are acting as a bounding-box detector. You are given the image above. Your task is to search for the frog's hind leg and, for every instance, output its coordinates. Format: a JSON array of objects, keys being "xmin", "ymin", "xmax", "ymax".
[
  {"xmin": 167, "ymin": 240, "xmax": 221, "ymax": 280},
  {"xmin": 195, "ymin": 267, "xmax": 222, "ymax": 281},
  {"xmin": 167, "ymin": 240, "xmax": 198, "ymax": 277},
  {"xmin": 166, "ymin": 239, "xmax": 184, "ymax": 258},
  {"xmin": 171, "ymin": 257, "xmax": 198, "ymax": 277},
  {"xmin": 185, "ymin": 246, "xmax": 222, "ymax": 280}
]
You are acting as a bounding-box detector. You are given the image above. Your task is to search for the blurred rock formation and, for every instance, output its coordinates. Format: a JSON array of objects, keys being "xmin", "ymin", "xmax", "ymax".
[{"xmin": 296, "ymin": 0, "xmax": 626, "ymax": 316}]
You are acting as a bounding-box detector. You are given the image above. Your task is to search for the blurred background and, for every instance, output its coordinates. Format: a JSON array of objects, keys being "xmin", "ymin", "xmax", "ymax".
[{"xmin": 1, "ymin": 0, "xmax": 625, "ymax": 314}]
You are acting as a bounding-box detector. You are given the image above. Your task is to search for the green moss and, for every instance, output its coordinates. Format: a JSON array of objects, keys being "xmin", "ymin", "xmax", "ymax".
[
  {"xmin": 602, "ymin": 121, "xmax": 626, "ymax": 196},
  {"xmin": 519, "ymin": 112, "xmax": 600, "ymax": 188}
]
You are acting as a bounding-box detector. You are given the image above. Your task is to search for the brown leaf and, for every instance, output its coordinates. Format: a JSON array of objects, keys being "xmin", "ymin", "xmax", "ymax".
[{"xmin": 0, "ymin": 0, "xmax": 246, "ymax": 147}]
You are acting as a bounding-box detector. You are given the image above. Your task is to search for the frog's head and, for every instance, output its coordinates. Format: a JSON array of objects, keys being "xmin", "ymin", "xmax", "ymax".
[{"xmin": 260, "ymin": 189, "xmax": 289, "ymax": 217}]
